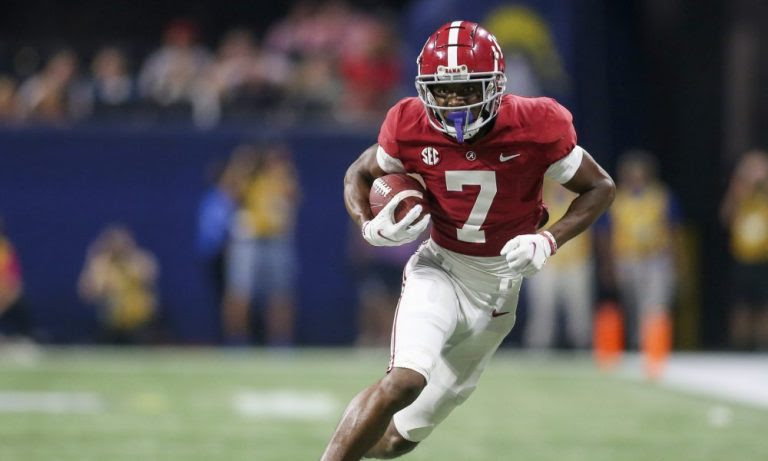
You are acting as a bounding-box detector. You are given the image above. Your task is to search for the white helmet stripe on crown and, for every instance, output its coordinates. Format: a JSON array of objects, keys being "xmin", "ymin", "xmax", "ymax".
[
  {"xmin": 489, "ymin": 34, "xmax": 502, "ymax": 72},
  {"xmin": 447, "ymin": 20, "xmax": 462, "ymax": 67}
]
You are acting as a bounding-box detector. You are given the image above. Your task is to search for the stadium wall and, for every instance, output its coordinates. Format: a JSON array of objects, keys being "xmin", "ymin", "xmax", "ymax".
[{"xmin": 0, "ymin": 125, "xmax": 374, "ymax": 344}]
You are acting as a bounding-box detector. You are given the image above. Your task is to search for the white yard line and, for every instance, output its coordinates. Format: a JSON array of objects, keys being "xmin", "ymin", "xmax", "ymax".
[
  {"xmin": 622, "ymin": 353, "xmax": 768, "ymax": 409},
  {"xmin": 0, "ymin": 391, "xmax": 104, "ymax": 413},
  {"xmin": 233, "ymin": 390, "xmax": 340, "ymax": 421}
]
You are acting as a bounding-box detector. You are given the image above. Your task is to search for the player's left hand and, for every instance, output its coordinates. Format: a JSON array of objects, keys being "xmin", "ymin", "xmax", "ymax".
[{"xmin": 500, "ymin": 232, "xmax": 556, "ymax": 277}]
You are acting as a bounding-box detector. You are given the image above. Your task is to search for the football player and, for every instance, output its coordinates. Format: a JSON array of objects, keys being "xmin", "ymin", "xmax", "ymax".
[{"xmin": 322, "ymin": 21, "xmax": 615, "ymax": 460}]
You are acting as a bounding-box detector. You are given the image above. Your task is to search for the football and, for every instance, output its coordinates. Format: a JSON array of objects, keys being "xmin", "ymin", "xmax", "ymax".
[{"xmin": 369, "ymin": 174, "xmax": 427, "ymax": 223}]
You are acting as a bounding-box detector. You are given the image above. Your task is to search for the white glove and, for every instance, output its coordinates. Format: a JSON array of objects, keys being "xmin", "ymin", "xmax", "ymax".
[
  {"xmin": 362, "ymin": 198, "xmax": 430, "ymax": 247},
  {"xmin": 500, "ymin": 231, "xmax": 557, "ymax": 277}
]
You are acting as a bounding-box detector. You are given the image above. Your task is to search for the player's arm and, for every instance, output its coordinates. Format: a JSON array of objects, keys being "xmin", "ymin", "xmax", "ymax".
[
  {"xmin": 343, "ymin": 143, "xmax": 385, "ymax": 227},
  {"xmin": 502, "ymin": 148, "xmax": 614, "ymax": 276},
  {"xmin": 344, "ymin": 144, "xmax": 430, "ymax": 246},
  {"xmin": 546, "ymin": 151, "xmax": 616, "ymax": 247}
]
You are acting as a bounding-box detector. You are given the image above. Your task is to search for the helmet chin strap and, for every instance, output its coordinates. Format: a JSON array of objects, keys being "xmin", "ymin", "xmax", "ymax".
[{"xmin": 445, "ymin": 110, "xmax": 483, "ymax": 143}]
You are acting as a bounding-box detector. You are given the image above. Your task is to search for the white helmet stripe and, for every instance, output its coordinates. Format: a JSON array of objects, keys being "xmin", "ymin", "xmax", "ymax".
[
  {"xmin": 447, "ymin": 20, "xmax": 462, "ymax": 67},
  {"xmin": 488, "ymin": 33, "xmax": 502, "ymax": 72}
]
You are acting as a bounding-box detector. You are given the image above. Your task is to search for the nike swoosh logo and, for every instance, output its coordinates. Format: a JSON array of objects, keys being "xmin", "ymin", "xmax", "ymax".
[
  {"xmin": 499, "ymin": 153, "xmax": 521, "ymax": 162},
  {"xmin": 377, "ymin": 230, "xmax": 397, "ymax": 242},
  {"xmin": 491, "ymin": 309, "xmax": 510, "ymax": 318}
]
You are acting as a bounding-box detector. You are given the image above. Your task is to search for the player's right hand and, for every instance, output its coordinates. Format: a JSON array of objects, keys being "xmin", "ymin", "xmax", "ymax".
[{"xmin": 361, "ymin": 198, "xmax": 430, "ymax": 247}]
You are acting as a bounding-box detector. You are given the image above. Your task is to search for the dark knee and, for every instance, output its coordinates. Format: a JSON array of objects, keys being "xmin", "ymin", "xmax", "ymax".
[
  {"xmin": 379, "ymin": 432, "xmax": 418, "ymax": 458},
  {"xmin": 377, "ymin": 368, "xmax": 426, "ymax": 407},
  {"xmin": 365, "ymin": 423, "xmax": 419, "ymax": 459}
]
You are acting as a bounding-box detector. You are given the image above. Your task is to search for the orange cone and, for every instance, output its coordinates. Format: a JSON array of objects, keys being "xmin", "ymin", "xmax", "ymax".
[
  {"xmin": 642, "ymin": 310, "xmax": 672, "ymax": 380},
  {"xmin": 593, "ymin": 301, "xmax": 624, "ymax": 370}
]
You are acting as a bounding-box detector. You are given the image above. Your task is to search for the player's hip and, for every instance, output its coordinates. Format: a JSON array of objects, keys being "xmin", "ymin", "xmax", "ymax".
[
  {"xmin": 406, "ymin": 239, "xmax": 522, "ymax": 312},
  {"xmin": 410, "ymin": 239, "xmax": 517, "ymax": 280}
]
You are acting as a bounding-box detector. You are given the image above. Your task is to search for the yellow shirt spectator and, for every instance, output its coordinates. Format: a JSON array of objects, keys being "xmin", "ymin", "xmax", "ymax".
[
  {"xmin": 237, "ymin": 156, "xmax": 299, "ymax": 239},
  {"xmin": 610, "ymin": 183, "xmax": 675, "ymax": 260},
  {"xmin": 730, "ymin": 189, "xmax": 768, "ymax": 264}
]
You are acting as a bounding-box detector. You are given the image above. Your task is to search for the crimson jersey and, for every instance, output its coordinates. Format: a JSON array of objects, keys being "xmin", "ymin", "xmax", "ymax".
[{"xmin": 377, "ymin": 94, "xmax": 577, "ymax": 256}]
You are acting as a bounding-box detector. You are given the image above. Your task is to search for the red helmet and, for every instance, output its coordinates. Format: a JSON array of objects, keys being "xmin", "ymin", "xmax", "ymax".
[{"xmin": 415, "ymin": 21, "xmax": 506, "ymax": 142}]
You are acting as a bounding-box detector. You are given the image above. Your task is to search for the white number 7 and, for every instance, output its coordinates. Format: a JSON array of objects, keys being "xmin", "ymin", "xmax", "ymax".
[{"xmin": 445, "ymin": 171, "xmax": 497, "ymax": 243}]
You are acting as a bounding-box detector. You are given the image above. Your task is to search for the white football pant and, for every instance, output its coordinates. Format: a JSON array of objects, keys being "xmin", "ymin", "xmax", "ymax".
[{"xmin": 390, "ymin": 240, "xmax": 522, "ymax": 442}]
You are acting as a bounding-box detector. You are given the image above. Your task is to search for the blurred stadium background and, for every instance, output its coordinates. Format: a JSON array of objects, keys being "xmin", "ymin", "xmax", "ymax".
[{"xmin": 1, "ymin": 0, "xmax": 767, "ymax": 459}]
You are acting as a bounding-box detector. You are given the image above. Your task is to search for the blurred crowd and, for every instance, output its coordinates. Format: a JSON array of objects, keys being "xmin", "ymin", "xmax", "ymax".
[
  {"xmin": 0, "ymin": 141, "xmax": 303, "ymax": 345},
  {"xmin": 0, "ymin": 1, "xmax": 402, "ymax": 128},
  {"xmin": 3, "ymin": 146, "xmax": 767, "ymax": 354},
  {"xmin": 1, "ymin": 0, "xmax": 765, "ymax": 357}
]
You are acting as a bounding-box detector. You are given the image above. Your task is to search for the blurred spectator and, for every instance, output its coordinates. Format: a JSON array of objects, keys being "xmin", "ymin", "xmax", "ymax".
[
  {"xmin": 222, "ymin": 145, "xmax": 300, "ymax": 346},
  {"xmin": 85, "ymin": 46, "xmax": 137, "ymax": 118},
  {"xmin": 720, "ymin": 149, "xmax": 768, "ymax": 350},
  {"xmin": 138, "ymin": 19, "xmax": 211, "ymax": 115},
  {"xmin": 12, "ymin": 46, "xmax": 42, "ymax": 81},
  {"xmin": 0, "ymin": 75, "xmax": 19, "ymax": 121},
  {"xmin": 263, "ymin": 1, "xmax": 314, "ymax": 58},
  {"xmin": 78, "ymin": 225, "xmax": 159, "ymax": 344},
  {"xmin": 0, "ymin": 217, "xmax": 31, "ymax": 339},
  {"xmin": 485, "ymin": 5, "xmax": 570, "ymax": 97},
  {"xmin": 338, "ymin": 19, "xmax": 401, "ymax": 120},
  {"xmin": 348, "ymin": 228, "xmax": 421, "ymax": 347},
  {"xmin": 2, "ymin": 2, "xmax": 406, "ymax": 126},
  {"xmin": 285, "ymin": 54, "xmax": 340, "ymax": 118},
  {"xmin": 265, "ymin": 0, "xmax": 352, "ymax": 60},
  {"xmin": 265, "ymin": 0, "xmax": 400, "ymax": 121},
  {"xmin": 596, "ymin": 149, "xmax": 680, "ymax": 349},
  {"xmin": 15, "ymin": 49, "xmax": 90, "ymax": 122},
  {"xmin": 195, "ymin": 156, "xmax": 241, "ymax": 313},
  {"xmin": 525, "ymin": 181, "xmax": 594, "ymax": 350},
  {"xmin": 194, "ymin": 28, "xmax": 289, "ymax": 126},
  {"xmin": 264, "ymin": 1, "xmax": 351, "ymax": 119}
]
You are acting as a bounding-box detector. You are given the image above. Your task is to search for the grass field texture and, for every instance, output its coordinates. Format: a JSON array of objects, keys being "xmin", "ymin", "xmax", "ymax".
[{"xmin": 0, "ymin": 347, "xmax": 766, "ymax": 461}]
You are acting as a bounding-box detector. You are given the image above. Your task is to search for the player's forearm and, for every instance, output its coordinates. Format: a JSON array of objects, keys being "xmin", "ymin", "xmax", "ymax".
[
  {"xmin": 344, "ymin": 144, "xmax": 385, "ymax": 227},
  {"xmin": 344, "ymin": 162, "xmax": 376, "ymax": 227},
  {"xmin": 547, "ymin": 177, "xmax": 615, "ymax": 247}
]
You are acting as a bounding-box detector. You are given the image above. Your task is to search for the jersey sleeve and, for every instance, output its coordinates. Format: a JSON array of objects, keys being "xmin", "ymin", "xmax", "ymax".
[
  {"xmin": 377, "ymin": 102, "xmax": 403, "ymax": 162},
  {"xmin": 539, "ymin": 98, "xmax": 577, "ymax": 165},
  {"xmin": 545, "ymin": 145, "xmax": 585, "ymax": 184},
  {"xmin": 376, "ymin": 145, "xmax": 406, "ymax": 173}
]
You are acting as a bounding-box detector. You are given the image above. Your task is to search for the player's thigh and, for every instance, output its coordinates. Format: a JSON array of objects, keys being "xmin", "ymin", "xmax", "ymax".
[
  {"xmin": 393, "ymin": 380, "xmax": 466, "ymax": 442},
  {"xmin": 394, "ymin": 284, "xmax": 519, "ymax": 443},
  {"xmin": 444, "ymin": 291, "xmax": 518, "ymax": 387},
  {"xmin": 389, "ymin": 263, "xmax": 459, "ymax": 380},
  {"xmin": 392, "ymin": 321, "xmax": 515, "ymax": 443}
]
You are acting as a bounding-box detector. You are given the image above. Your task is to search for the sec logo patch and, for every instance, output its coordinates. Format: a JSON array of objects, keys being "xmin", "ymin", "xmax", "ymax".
[{"xmin": 421, "ymin": 147, "xmax": 440, "ymax": 166}]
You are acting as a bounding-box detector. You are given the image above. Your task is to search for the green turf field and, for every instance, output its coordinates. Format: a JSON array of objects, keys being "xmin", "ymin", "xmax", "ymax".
[{"xmin": 0, "ymin": 346, "xmax": 766, "ymax": 461}]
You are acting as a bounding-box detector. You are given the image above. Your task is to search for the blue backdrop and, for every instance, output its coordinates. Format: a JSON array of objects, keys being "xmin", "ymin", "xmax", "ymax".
[{"xmin": 0, "ymin": 124, "xmax": 376, "ymax": 344}]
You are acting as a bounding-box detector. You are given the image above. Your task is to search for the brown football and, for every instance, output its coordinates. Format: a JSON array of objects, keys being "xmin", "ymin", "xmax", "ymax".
[{"xmin": 369, "ymin": 174, "xmax": 427, "ymax": 223}]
